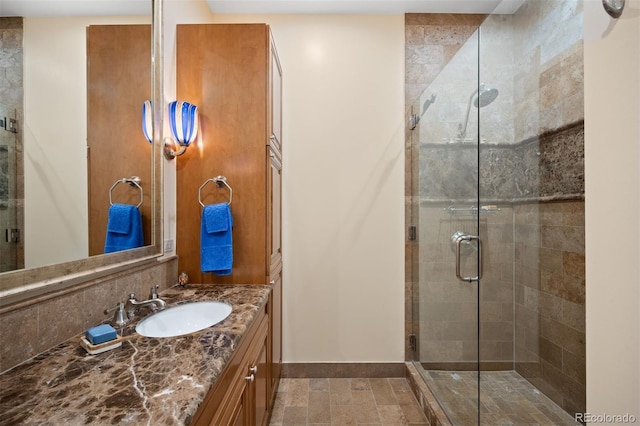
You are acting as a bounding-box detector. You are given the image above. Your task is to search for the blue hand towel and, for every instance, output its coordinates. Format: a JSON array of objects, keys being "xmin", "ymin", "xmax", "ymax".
[
  {"xmin": 201, "ymin": 203, "xmax": 233, "ymax": 275},
  {"xmin": 104, "ymin": 203, "xmax": 144, "ymax": 253}
]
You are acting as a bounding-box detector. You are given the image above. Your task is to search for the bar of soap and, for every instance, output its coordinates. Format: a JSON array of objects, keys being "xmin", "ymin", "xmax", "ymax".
[{"xmin": 85, "ymin": 324, "xmax": 117, "ymax": 345}]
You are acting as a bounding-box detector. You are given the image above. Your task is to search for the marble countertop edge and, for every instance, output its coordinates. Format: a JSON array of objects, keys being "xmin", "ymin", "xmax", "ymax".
[{"xmin": 0, "ymin": 283, "xmax": 271, "ymax": 426}]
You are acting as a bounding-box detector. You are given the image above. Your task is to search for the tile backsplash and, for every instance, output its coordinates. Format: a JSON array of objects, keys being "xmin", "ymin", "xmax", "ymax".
[{"xmin": 0, "ymin": 257, "xmax": 178, "ymax": 373}]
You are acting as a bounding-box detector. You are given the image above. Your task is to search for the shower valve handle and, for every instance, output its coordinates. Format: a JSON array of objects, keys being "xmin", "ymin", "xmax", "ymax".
[{"xmin": 455, "ymin": 233, "xmax": 482, "ymax": 283}]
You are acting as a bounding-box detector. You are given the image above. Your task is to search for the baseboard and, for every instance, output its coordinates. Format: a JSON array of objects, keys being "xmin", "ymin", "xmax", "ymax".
[{"xmin": 281, "ymin": 363, "xmax": 405, "ymax": 378}]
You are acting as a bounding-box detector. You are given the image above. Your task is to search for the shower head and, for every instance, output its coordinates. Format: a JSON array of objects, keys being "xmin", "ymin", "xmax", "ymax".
[
  {"xmin": 474, "ymin": 86, "xmax": 499, "ymax": 108},
  {"xmin": 421, "ymin": 92, "xmax": 437, "ymax": 116},
  {"xmin": 459, "ymin": 84, "xmax": 499, "ymax": 138}
]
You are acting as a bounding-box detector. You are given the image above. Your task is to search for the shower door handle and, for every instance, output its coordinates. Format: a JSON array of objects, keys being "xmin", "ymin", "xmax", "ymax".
[{"xmin": 455, "ymin": 234, "xmax": 482, "ymax": 282}]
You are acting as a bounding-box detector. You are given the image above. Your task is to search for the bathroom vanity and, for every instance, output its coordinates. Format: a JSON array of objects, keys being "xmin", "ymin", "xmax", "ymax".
[{"xmin": 0, "ymin": 284, "xmax": 278, "ymax": 425}]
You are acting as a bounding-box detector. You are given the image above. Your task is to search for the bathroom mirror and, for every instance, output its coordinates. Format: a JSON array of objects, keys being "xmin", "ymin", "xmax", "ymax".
[{"xmin": 0, "ymin": 0, "xmax": 163, "ymax": 304}]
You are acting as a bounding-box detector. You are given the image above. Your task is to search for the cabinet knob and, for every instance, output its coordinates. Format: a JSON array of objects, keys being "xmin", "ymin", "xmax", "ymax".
[
  {"xmin": 270, "ymin": 280, "xmax": 275, "ymax": 285},
  {"xmin": 249, "ymin": 365, "xmax": 258, "ymax": 374},
  {"xmin": 245, "ymin": 374, "xmax": 255, "ymax": 382}
]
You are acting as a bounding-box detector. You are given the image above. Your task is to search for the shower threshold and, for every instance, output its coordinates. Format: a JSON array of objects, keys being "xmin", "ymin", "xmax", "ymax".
[{"xmin": 406, "ymin": 363, "xmax": 581, "ymax": 425}]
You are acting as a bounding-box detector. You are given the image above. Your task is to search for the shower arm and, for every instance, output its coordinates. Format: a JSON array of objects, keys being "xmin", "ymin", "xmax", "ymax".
[{"xmin": 459, "ymin": 87, "xmax": 480, "ymax": 138}]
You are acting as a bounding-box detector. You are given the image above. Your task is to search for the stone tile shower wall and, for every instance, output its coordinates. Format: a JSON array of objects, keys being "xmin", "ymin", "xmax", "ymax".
[
  {"xmin": 514, "ymin": 201, "xmax": 585, "ymax": 415},
  {"xmin": 406, "ymin": 0, "xmax": 585, "ymax": 418},
  {"xmin": 0, "ymin": 17, "xmax": 24, "ymax": 273},
  {"xmin": 509, "ymin": 0, "xmax": 585, "ymax": 416}
]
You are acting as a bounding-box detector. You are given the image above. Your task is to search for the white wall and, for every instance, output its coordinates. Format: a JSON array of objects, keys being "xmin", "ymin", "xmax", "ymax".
[
  {"xmin": 163, "ymin": 5, "xmax": 406, "ymax": 362},
  {"xmin": 23, "ymin": 16, "xmax": 147, "ymax": 269},
  {"xmin": 269, "ymin": 15, "xmax": 405, "ymax": 362},
  {"xmin": 584, "ymin": 0, "xmax": 640, "ymax": 419}
]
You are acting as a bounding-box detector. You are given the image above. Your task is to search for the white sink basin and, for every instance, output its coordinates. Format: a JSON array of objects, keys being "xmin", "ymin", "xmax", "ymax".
[{"xmin": 135, "ymin": 301, "xmax": 232, "ymax": 338}]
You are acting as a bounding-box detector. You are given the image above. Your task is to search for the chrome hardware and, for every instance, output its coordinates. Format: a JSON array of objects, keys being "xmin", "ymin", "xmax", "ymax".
[
  {"xmin": 245, "ymin": 374, "xmax": 255, "ymax": 382},
  {"xmin": 445, "ymin": 205, "xmax": 501, "ymax": 216},
  {"xmin": 603, "ymin": 0, "xmax": 625, "ymax": 18},
  {"xmin": 249, "ymin": 366, "xmax": 258, "ymax": 374},
  {"xmin": 109, "ymin": 176, "xmax": 143, "ymax": 208},
  {"xmin": 198, "ymin": 176, "xmax": 232, "ymax": 206},
  {"xmin": 125, "ymin": 293, "xmax": 166, "ymax": 318},
  {"xmin": 104, "ymin": 302, "xmax": 128, "ymax": 327},
  {"xmin": 8, "ymin": 118, "xmax": 17, "ymax": 133},
  {"xmin": 5, "ymin": 228, "xmax": 20, "ymax": 243},
  {"xmin": 454, "ymin": 233, "xmax": 482, "ymax": 283},
  {"xmin": 408, "ymin": 225, "xmax": 417, "ymax": 241},
  {"xmin": 149, "ymin": 285, "xmax": 160, "ymax": 300},
  {"xmin": 451, "ymin": 231, "xmax": 474, "ymax": 256},
  {"xmin": 409, "ymin": 334, "xmax": 417, "ymax": 351},
  {"xmin": 408, "ymin": 113, "xmax": 419, "ymax": 130}
]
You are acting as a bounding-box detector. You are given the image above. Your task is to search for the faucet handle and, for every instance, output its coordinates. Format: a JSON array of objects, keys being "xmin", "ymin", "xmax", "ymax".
[
  {"xmin": 149, "ymin": 285, "xmax": 160, "ymax": 299},
  {"xmin": 104, "ymin": 302, "xmax": 127, "ymax": 327},
  {"xmin": 178, "ymin": 271, "xmax": 189, "ymax": 287}
]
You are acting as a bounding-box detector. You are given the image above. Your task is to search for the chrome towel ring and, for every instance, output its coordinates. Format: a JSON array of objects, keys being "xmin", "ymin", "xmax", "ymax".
[
  {"xmin": 199, "ymin": 176, "xmax": 233, "ymax": 207},
  {"xmin": 109, "ymin": 176, "xmax": 143, "ymax": 208}
]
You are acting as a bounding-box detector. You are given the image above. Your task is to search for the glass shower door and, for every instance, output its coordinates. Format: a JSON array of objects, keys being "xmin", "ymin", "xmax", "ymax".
[{"xmin": 410, "ymin": 28, "xmax": 483, "ymax": 425}]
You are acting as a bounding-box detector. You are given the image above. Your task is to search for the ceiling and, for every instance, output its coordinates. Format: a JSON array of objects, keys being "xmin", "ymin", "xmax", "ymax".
[
  {"xmin": 204, "ymin": 0, "xmax": 526, "ymax": 15},
  {"xmin": 1, "ymin": 0, "xmax": 526, "ymax": 17}
]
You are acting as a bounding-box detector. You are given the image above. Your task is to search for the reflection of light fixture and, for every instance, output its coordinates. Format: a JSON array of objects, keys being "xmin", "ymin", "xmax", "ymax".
[
  {"xmin": 165, "ymin": 100, "xmax": 199, "ymax": 160},
  {"xmin": 142, "ymin": 100, "xmax": 153, "ymax": 143}
]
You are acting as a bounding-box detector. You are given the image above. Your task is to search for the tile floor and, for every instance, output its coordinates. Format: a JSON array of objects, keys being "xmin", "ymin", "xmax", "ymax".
[
  {"xmin": 423, "ymin": 370, "xmax": 581, "ymax": 425},
  {"xmin": 268, "ymin": 377, "xmax": 430, "ymax": 425}
]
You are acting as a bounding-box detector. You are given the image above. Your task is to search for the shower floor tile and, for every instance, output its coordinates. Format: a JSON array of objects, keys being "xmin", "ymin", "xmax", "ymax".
[{"xmin": 423, "ymin": 370, "xmax": 581, "ymax": 425}]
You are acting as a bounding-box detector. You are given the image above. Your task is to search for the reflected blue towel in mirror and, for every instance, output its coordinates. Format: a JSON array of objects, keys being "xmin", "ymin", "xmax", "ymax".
[
  {"xmin": 104, "ymin": 203, "xmax": 144, "ymax": 253},
  {"xmin": 201, "ymin": 202, "xmax": 233, "ymax": 275}
]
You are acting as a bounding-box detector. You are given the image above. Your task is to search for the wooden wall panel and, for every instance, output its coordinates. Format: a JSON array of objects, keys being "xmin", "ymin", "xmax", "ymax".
[
  {"xmin": 87, "ymin": 25, "xmax": 152, "ymax": 256},
  {"xmin": 176, "ymin": 24, "xmax": 269, "ymax": 284}
]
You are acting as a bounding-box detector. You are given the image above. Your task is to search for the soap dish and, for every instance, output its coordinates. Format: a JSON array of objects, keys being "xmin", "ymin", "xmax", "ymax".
[{"xmin": 80, "ymin": 335, "xmax": 123, "ymax": 355}]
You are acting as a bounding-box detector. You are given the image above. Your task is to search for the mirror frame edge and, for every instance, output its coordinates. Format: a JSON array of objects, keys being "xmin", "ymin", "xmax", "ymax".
[{"xmin": 0, "ymin": 0, "xmax": 165, "ymax": 310}]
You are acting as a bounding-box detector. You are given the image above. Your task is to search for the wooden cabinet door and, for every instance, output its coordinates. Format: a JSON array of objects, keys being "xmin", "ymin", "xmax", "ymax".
[
  {"xmin": 212, "ymin": 377, "xmax": 247, "ymax": 426},
  {"xmin": 269, "ymin": 37, "xmax": 283, "ymax": 153},
  {"xmin": 245, "ymin": 313, "xmax": 269, "ymax": 426},
  {"xmin": 268, "ymin": 147, "xmax": 282, "ymax": 271},
  {"xmin": 253, "ymin": 333, "xmax": 269, "ymax": 426},
  {"xmin": 269, "ymin": 266, "xmax": 283, "ymax": 397}
]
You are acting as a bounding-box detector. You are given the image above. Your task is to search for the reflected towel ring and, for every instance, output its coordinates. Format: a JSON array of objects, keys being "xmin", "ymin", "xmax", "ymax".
[
  {"xmin": 109, "ymin": 176, "xmax": 143, "ymax": 208},
  {"xmin": 199, "ymin": 176, "xmax": 233, "ymax": 207}
]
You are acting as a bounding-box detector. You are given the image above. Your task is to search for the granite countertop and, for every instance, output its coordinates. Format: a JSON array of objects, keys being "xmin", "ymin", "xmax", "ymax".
[{"xmin": 0, "ymin": 284, "xmax": 271, "ymax": 425}]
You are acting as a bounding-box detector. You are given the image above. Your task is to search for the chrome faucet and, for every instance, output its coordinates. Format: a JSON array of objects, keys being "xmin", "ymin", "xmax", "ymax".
[
  {"xmin": 125, "ymin": 290, "xmax": 166, "ymax": 319},
  {"xmin": 104, "ymin": 302, "xmax": 128, "ymax": 327}
]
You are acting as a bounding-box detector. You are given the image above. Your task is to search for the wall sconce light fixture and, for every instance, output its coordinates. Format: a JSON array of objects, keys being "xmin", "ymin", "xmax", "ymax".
[
  {"xmin": 165, "ymin": 100, "xmax": 199, "ymax": 160},
  {"xmin": 141, "ymin": 100, "xmax": 200, "ymax": 160}
]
